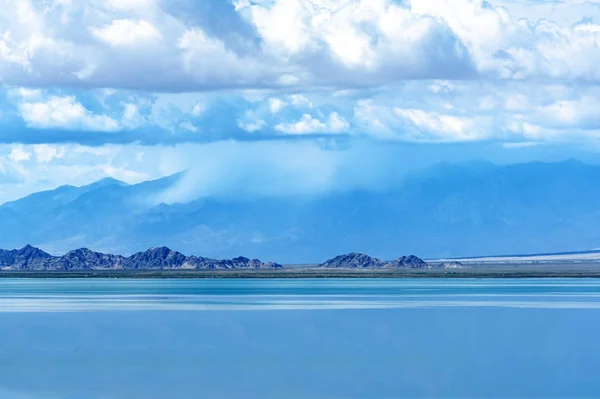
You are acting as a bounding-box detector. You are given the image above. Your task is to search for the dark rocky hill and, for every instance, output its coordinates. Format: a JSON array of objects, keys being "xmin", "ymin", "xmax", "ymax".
[
  {"xmin": 319, "ymin": 253, "xmax": 429, "ymax": 268},
  {"xmin": 0, "ymin": 245, "xmax": 53, "ymax": 270},
  {"xmin": 387, "ymin": 255, "xmax": 429, "ymax": 268},
  {"xmin": 319, "ymin": 253, "xmax": 387, "ymax": 268},
  {"xmin": 52, "ymin": 248, "xmax": 126, "ymax": 270},
  {"xmin": 0, "ymin": 245, "xmax": 282, "ymax": 271}
]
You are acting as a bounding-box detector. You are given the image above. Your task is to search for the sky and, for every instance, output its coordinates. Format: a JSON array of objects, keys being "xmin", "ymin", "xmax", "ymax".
[{"xmin": 2, "ymin": 0, "xmax": 600, "ymax": 203}]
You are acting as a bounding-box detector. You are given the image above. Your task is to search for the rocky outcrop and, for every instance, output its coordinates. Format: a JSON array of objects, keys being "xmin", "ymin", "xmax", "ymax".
[
  {"xmin": 211, "ymin": 256, "xmax": 283, "ymax": 270},
  {"xmin": 49, "ymin": 248, "xmax": 126, "ymax": 271},
  {"xmin": 0, "ymin": 245, "xmax": 283, "ymax": 270},
  {"xmin": 0, "ymin": 245, "xmax": 53, "ymax": 270},
  {"xmin": 387, "ymin": 255, "xmax": 428, "ymax": 268},
  {"xmin": 319, "ymin": 253, "xmax": 387, "ymax": 268},
  {"xmin": 124, "ymin": 247, "xmax": 189, "ymax": 269},
  {"xmin": 319, "ymin": 253, "xmax": 429, "ymax": 268}
]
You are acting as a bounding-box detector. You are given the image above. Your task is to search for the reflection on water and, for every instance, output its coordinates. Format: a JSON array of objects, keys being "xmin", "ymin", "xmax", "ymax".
[
  {"xmin": 1, "ymin": 278, "xmax": 600, "ymax": 398},
  {"xmin": 3, "ymin": 278, "xmax": 600, "ymax": 311}
]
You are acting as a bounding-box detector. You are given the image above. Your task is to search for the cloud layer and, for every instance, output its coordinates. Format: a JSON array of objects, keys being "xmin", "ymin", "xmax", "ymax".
[
  {"xmin": 1, "ymin": 0, "xmax": 600, "ymax": 89},
  {"xmin": 1, "ymin": 0, "xmax": 600, "ymax": 199}
]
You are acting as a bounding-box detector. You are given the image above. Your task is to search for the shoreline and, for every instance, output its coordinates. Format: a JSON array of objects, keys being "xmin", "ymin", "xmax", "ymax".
[{"xmin": 3, "ymin": 266, "xmax": 600, "ymax": 279}]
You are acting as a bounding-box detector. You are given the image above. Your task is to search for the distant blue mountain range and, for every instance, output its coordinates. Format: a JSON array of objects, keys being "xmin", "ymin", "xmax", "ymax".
[{"xmin": 2, "ymin": 159, "xmax": 600, "ymax": 263}]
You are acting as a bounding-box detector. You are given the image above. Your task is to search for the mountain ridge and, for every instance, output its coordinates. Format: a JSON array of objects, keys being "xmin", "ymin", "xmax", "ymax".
[
  {"xmin": 0, "ymin": 245, "xmax": 283, "ymax": 271},
  {"xmin": 2, "ymin": 159, "xmax": 600, "ymax": 263},
  {"xmin": 0, "ymin": 246, "xmax": 441, "ymax": 270},
  {"xmin": 318, "ymin": 253, "xmax": 430, "ymax": 268}
]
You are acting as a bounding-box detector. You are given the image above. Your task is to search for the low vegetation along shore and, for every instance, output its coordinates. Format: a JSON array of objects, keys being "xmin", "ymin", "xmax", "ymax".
[{"xmin": 1, "ymin": 245, "xmax": 600, "ymax": 278}]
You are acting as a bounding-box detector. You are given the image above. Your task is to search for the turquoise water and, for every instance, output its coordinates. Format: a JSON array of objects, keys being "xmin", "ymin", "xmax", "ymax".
[{"xmin": 1, "ymin": 278, "xmax": 600, "ymax": 398}]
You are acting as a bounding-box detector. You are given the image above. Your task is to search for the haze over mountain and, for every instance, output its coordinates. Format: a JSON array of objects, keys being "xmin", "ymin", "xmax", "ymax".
[{"xmin": 2, "ymin": 159, "xmax": 600, "ymax": 264}]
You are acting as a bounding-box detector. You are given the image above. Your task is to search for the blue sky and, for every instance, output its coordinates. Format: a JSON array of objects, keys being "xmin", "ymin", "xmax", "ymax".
[{"xmin": 2, "ymin": 0, "xmax": 600, "ymax": 203}]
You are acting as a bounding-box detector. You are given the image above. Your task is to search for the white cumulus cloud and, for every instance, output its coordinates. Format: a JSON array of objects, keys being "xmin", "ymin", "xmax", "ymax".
[
  {"xmin": 275, "ymin": 112, "xmax": 349, "ymax": 134},
  {"xmin": 18, "ymin": 95, "xmax": 120, "ymax": 131},
  {"xmin": 33, "ymin": 144, "xmax": 66, "ymax": 163},
  {"xmin": 92, "ymin": 19, "xmax": 162, "ymax": 46},
  {"xmin": 8, "ymin": 146, "xmax": 31, "ymax": 162}
]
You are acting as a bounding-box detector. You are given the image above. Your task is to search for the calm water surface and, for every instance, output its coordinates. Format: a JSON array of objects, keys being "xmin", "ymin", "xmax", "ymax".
[{"xmin": 1, "ymin": 278, "xmax": 599, "ymax": 398}]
